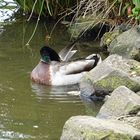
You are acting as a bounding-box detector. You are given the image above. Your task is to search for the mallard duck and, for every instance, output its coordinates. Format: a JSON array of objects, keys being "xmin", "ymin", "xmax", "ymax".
[{"xmin": 31, "ymin": 46, "xmax": 101, "ymax": 86}]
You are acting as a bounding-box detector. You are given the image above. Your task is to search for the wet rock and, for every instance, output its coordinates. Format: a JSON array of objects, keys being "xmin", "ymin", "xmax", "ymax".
[
  {"xmin": 97, "ymin": 86, "xmax": 140, "ymax": 119},
  {"xmin": 60, "ymin": 116, "xmax": 140, "ymax": 140},
  {"xmin": 80, "ymin": 54, "xmax": 140, "ymax": 96},
  {"xmin": 108, "ymin": 27, "xmax": 140, "ymax": 61}
]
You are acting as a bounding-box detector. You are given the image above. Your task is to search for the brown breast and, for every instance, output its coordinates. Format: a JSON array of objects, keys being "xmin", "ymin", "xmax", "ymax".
[{"xmin": 31, "ymin": 62, "xmax": 51, "ymax": 85}]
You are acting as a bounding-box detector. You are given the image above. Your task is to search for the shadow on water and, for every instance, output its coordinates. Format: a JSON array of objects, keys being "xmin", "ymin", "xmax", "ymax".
[{"xmin": 0, "ymin": 3, "xmax": 103, "ymax": 140}]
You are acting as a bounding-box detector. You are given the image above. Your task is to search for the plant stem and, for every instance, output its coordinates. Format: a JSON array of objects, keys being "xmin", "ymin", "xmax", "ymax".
[{"xmin": 25, "ymin": 0, "xmax": 44, "ymax": 46}]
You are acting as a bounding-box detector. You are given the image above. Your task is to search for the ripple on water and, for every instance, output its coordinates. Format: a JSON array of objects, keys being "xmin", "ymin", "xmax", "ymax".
[
  {"xmin": 31, "ymin": 83, "xmax": 82, "ymax": 103},
  {"xmin": 0, "ymin": 84, "xmax": 14, "ymax": 93}
]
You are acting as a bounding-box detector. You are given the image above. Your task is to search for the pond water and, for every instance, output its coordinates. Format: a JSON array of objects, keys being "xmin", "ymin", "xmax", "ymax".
[{"xmin": 0, "ymin": 2, "xmax": 103, "ymax": 140}]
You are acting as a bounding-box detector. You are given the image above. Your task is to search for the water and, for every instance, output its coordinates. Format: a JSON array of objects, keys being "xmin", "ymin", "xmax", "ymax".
[{"xmin": 0, "ymin": 1, "xmax": 102, "ymax": 140}]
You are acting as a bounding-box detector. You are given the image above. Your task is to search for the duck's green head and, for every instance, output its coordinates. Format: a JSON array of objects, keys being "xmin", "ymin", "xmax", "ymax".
[{"xmin": 40, "ymin": 46, "xmax": 60, "ymax": 63}]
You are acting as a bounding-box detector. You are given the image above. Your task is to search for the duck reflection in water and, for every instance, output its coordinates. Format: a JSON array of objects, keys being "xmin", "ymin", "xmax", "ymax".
[{"xmin": 31, "ymin": 82, "xmax": 80, "ymax": 102}]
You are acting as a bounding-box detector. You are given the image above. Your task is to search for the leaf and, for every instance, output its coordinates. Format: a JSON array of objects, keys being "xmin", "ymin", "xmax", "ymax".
[{"xmin": 132, "ymin": 0, "xmax": 140, "ymax": 9}]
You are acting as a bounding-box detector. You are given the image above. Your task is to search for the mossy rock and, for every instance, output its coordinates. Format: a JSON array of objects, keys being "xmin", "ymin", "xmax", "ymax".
[
  {"xmin": 61, "ymin": 116, "xmax": 140, "ymax": 140},
  {"xmin": 68, "ymin": 15, "xmax": 109, "ymax": 41},
  {"xmin": 94, "ymin": 72, "xmax": 140, "ymax": 92},
  {"xmin": 100, "ymin": 30, "xmax": 120, "ymax": 49},
  {"xmin": 84, "ymin": 130, "xmax": 131, "ymax": 140},
  {"xmin": 108, "ymin": 27, "xmax": 140, "ymax": 61}
]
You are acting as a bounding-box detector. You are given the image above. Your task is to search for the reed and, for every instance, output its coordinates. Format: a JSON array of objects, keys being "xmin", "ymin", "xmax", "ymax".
[
  {"xmin": 68, "ymin": 0, "xmax": 140, "ymax": 39},
  {"xmin": 14, "ymin": 0, "xmax": 78, "ymax": 18},
  {"xmin": 14, "ymin": 0, "xmax": 140, "ymax": 40},
  {"xmin": 13, "ymin": 0, "xmax": 140, "ymax": 23},
  {"xmin": 72, "ymin": 0, "xmax": 136, "ymax": 28}
]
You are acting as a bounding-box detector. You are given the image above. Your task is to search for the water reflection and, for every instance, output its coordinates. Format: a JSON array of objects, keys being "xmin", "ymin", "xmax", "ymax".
[
  {"xmin": 31, "ymin": 82, "xmax": 81, "ymax": 103},
  {"xmin": 0, "ymin": 0, "xmax": 17, "ymax": 22},
  {"xmin": 80, "ymin": 95, "xmax": 103, "ymax": 116}
]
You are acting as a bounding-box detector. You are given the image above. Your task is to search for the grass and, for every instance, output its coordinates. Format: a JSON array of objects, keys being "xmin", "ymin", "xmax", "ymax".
[
  {"xmin": 13, "ymin": 0, "xmax": 78, "ymax": 18},
  {"xmin": 13, "ymin": 0, "xmax": 140, "ymax": 28},
  {"xmin": 12, "ymin": 0, "xmax": 140, "ymax": 41},
  {"xmin": 67, "ymin": 0, "xmax": 140, "ymax": 39}
]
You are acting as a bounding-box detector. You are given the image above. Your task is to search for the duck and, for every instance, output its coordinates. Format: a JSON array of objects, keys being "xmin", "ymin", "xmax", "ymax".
[{"xmin": 31, "ymin": 45, "xmax": 102, "ymax": 86}]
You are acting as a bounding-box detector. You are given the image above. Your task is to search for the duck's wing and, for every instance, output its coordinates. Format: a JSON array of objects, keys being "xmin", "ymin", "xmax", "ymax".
[
  {"xmin": 58, "ymin": 45, "xmax": 77, "ymax": 62},
  {"xmin": 58, "ymin": 59, "xmax": 96, "ymax": 75},
  {"xmin": 58, "ymin": 54, "xmax": 101, "ymax": 75}
]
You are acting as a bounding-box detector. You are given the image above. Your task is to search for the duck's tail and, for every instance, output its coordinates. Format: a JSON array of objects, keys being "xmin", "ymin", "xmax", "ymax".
[
  {"xmin": 59, "ymin": 48, "xmax": 77, "ymax": 62},
  {"xmin": 59, "ymin": 35, "xmax": 82, "ymax": 62},
  {"xmin": 86, "ymin": 54, "xmax": 102, "ymax": 67}
]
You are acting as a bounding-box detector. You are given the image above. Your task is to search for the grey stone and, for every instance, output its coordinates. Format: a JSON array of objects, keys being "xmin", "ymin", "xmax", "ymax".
[
  {"xmin": 60, "ymin": 116, "xmax": 140, "ymax": 140},
  {"xmin": 108, "ymin": 27, "xmax": 140, "ymax": 61},
  {"xmin": 80, "ymin": 78, "xmax": 95, "ymax": 97},
  {"xmin": 100, "ymin": 30, "xmax": 120, "ymax": 48},
  {"xmin": 97, "ymin": 86, "xmax": 140, "ymax": 119},
  {"xmin": 119, "ymin": 116, "xmax": 140, "ymax": 130},
  {"xmin": 137, "ymin": 91, "xmax": 140, "ymax": 96},
  {"xmin": 137, "ymin": 111, "xmax": 140, "ymax": 116}
]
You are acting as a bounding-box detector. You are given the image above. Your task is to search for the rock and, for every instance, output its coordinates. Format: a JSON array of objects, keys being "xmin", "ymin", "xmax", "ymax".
[
  {"xmin": 97, "ymin": 86, "xmax": 140, "ymax": 119},
  {"xmin": 100, "ymin": 24, "xmax": 132, "ymax": 51},
  {"xmin": 80, "ymin": 54, "xmax": 140, "ymax": 96},
  {"xmin": 100, "ymin": 30, "xmax": 120, "ymax": 49},
  {"xmin": 119, "ymin": 116, "xmax": 140, "ymax": 130},
  {"xmin": 137, "ymin": 111, "xmax": 140, "ymax": 116},
  {"xmin": 108, "ymin": 27, "xmax": 140, "ymax": 61},
  {"xmin": 137, "ymin": 91, "xmax": 140, "ymax": 96},
  {"xmin": 68, "ymin": 15, "xmax": 109, "ymax": 40},
  {"xmin": 60, "ymin": 116, "xmax": 140, "ymax": 140},
  {"xmin": 80, "ymin": 76, "xmax": 105, "ymax": 100},
  {"xmin": 80, "ymin": 77, "xmax": 95, "ymax": 97}
]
